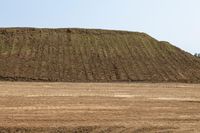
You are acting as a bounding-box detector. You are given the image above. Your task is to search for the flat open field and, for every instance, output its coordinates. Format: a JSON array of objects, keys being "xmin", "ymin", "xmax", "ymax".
[{"xmin": 0, "ymin": 82, "xmax": 200, "ymax": 132}]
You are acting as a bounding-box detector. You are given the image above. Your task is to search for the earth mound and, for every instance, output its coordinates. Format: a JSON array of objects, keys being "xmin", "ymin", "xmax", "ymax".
[{"xmin": 0, "ymin": 28, "xmax": 200, "ymax": 82}]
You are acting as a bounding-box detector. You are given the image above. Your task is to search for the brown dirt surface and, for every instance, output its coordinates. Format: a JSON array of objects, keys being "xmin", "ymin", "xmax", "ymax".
[
  {"xmin": 0, "ymin": 82, "xmax": 199, "ymax": 132},
  {"xmin": 0, "ymin": 28, "xmax": 200, "ymax": 83}
]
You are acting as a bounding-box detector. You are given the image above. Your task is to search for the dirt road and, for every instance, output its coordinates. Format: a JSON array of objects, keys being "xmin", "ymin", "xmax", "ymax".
[{"xmin": 0, "ymin": 82, "xmax": 199, "ymax": 132}]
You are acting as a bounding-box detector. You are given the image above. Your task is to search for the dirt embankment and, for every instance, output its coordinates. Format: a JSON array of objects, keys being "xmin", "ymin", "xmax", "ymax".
[{"xmin": 0, "ymin": 28, "xmax": 200, "ymax": 82}]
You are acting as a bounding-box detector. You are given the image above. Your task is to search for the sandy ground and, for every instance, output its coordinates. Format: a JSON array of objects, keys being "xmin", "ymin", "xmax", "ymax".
[{"xmin": 0, "ymin": 82, "xmax": 199, "ymax": 132}]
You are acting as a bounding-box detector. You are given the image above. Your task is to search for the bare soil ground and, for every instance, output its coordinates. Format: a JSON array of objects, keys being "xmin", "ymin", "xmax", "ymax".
[
  {"xmin": 1, "ymin": 28, "xmax": 200, "ymax": 83},
  {"xmin": 0, "ymin": 82, "xmax": 200, "ymax": 132}
]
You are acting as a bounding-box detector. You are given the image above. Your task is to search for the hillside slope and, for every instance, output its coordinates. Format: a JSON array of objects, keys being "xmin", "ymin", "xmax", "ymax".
[{"xmin": 0, "ymin": 28, "xmax": 200, "ymax": 82}]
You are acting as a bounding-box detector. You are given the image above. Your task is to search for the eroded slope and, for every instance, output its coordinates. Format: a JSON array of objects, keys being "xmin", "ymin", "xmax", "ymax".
[{"xmin": 0, "ymin": 28, "xmax": 200, "ymax": 82}]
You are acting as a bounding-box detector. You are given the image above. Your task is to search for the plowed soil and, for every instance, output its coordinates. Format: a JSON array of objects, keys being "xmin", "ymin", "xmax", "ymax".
[
  {"xmin": 0, "ymin": 28, "xmax": 200, "ymax": 82},
  {"xmin": 0, "ymin": 82, "xmax": 200, "ymax": 132}
]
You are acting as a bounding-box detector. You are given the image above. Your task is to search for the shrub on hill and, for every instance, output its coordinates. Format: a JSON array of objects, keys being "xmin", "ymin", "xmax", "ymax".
[{"xmin": 194, "ymin": 53, "xmax": 200, "ymax": 58}]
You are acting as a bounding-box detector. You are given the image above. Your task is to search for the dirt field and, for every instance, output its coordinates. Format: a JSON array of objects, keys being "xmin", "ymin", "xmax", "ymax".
[{"xmin": 0, "ymin": 82, "xmax": 200, "ymax": 132}]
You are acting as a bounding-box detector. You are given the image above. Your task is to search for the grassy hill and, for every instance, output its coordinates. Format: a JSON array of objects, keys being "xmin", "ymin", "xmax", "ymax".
[{"xmin": 0, "ymin": 28, "xmax": 200, "ymax": 82}]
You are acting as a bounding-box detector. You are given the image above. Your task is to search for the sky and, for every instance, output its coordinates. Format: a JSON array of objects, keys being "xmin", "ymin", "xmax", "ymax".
[{"xmin": 0, "ymin": 0, "xmax": 199, "ymax": 54}]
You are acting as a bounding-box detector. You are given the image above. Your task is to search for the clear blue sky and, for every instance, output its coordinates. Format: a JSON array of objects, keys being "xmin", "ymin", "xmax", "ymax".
[{"xmin": 0, "ymin": 0, "xmax": 199, "ymax": 54}]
